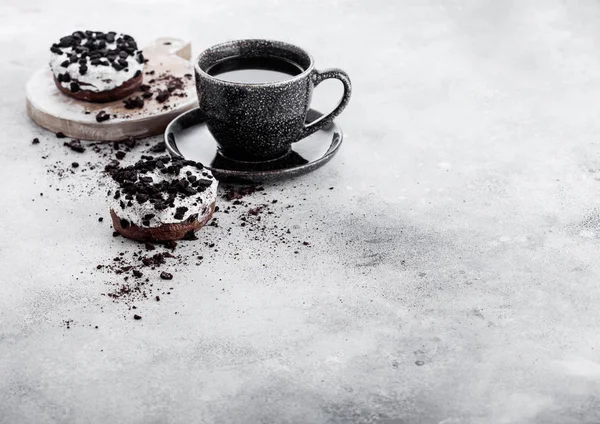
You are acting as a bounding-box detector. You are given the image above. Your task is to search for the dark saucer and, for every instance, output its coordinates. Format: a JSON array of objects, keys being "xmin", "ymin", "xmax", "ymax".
[{"xmin": 164, "ymin": 108, "xmax": 343, "ymax": 183}]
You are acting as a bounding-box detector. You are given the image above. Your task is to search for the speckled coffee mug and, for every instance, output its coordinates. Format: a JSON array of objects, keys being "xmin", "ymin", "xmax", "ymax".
[{"xmin": 195, "ymin": 39, "xmax": 352, "ymax": 161}]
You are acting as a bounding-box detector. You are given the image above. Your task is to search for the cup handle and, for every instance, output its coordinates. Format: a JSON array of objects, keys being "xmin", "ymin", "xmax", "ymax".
[{"xmin": 299, "ymin": 68, "xmax": 352, "ymax": 140}]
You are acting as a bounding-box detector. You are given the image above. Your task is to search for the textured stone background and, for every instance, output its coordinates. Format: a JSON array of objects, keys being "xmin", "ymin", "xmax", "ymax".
[{"xmin": 2, "ymin": 0, "xmax": 600, "ymax": 423}]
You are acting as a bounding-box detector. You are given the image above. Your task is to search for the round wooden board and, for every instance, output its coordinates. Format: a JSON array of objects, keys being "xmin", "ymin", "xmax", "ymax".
[{"xmin": 25, "ymin": 37, "xmax": 198, "ymax": 141}]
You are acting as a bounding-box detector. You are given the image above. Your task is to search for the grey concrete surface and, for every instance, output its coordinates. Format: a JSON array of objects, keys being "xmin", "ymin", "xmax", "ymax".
[{"xmin": 2, "ymin": 0, "xmax": 600, "ymax": 423}]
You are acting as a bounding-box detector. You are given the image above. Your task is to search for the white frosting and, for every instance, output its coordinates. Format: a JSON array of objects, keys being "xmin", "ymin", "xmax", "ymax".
[
  {"xmin": 49, "ymin": 34, "xmax": 144, "ymax": 93},
  {"xmin": 108, "ymin": 165, "xmax": 218, "ymax": 228}
]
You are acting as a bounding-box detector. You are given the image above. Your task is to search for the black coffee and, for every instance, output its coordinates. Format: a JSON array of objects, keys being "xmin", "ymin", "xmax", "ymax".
[{"xmin": 207, "ymin": 56, "xmax": 304, "ymax": 83}]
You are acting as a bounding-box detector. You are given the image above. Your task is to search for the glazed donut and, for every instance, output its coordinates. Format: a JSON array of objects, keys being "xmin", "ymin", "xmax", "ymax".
[
  {"xmin": 50, "ymin": 30, "xmax": 144, "ymax": 102},
  {"xmin": 108, "ymin": 156, "xmax": 218, "ymax": 242}
]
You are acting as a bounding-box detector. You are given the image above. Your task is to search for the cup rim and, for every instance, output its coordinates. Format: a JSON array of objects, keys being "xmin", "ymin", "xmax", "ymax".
[{"xmin": 194, "ymin": 39, "xmax": 315, "ymax": 87}]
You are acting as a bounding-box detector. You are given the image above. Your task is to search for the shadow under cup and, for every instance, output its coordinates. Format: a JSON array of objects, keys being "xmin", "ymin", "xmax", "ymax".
[{"xmin": 195, "ymin": 39, "xmax": 351, "ymax": 162}]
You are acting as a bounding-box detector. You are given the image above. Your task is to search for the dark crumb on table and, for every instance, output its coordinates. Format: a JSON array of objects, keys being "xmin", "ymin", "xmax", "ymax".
[
  {"xmin": 56, "ymin": 132, "xmax": 66, "ymax": 138},
  {"xmin": 140, "ymin": 252, "xmax": 173, "ymax": 267},
  {"xmin": 160, "ymin": 271, "xmax": 173, "ymax": 280},
  {"xmin": 63, "ymin": 139, "xmax": 85, "ymax": 153},
  {"xmin": 71, "ymin": 162, "xmax": 79, "ymax": 168},
  {"xmin": 164, "ymin": 240, "xmax": 177, "ymax": 251},
  {"xmin": 124, "ymin": 138, "xmax": 136, "ymax": 149},
  {"xmin": 133, "ymin": 314, "xmax": 142, "ymax": 320},
  {"xmin": 98, "ymin": 217, "xmax": 104, "ymax": 222},
  {"xmin": 105, "ymin": 160, "xmax": 120, "ymax": 173},
  {"xmin": 149, "ymin": 141, "xmax": 166, "ymax": 153},
  {"xmin": 112, "ymin": 231, "xmax": 120, "ymax": 237},
  {"xmin": 248, "ymin": 206, "xmax": 264, "ymax": 216},
  {"xmin": 223, "ymin": 185, "xmax": 264, "ymax": 201},
  {"xmin": 115, "ymin": 151, "xmax": 126, "ymax": 160},
  {"xmin": 32, "ymin": 138, "xmax": 40, "ymax": 144}
]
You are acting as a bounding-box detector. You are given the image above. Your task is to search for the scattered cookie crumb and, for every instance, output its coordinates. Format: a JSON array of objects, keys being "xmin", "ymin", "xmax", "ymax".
[
  {"xmin": 160, "ymin": 271, "xmax": 173, "ymax": 280},
  {"xmin": 96, "ymin": 111, "xmax": 110, "ymax": 123}
]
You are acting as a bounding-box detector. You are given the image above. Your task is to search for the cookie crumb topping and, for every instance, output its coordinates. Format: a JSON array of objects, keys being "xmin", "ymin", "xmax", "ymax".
[
  {"xmin": 50, "ymin": 31, "xmax": 144, "ymax": 93},
  {"xmin": 108, "ymin": 156, "xmax": 217, "ymax": 228}
]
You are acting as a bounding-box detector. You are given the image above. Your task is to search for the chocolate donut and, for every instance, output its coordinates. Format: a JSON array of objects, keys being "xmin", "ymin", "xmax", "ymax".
[
  {"xmin": 50, "ymin": 31, "xmax": 144, "ymax": 103},
  {"xmin": 108, "ymin": 156, "xmax": 218, "ymax": 242}
]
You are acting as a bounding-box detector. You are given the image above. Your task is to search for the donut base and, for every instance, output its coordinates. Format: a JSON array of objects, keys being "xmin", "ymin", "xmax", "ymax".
[
  {"xmin": 54, "ymin": 74, "xmax": 143, "ymax": 103},
  {"xmin": 110, "ymin": 201, "xmax": 216, "ymax": 242}
]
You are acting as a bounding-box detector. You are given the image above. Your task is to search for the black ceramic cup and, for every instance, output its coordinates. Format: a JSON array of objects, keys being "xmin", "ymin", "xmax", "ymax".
[{"xmin": 195, "ymin": 39, "xmax": 351, "ymax": 161}]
